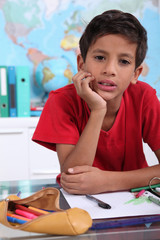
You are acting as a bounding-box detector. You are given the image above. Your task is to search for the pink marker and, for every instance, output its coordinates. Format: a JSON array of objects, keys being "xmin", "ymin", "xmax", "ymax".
[
  {"xmin": 136, "ymin": 189, "xmax": 145, "ymax": 198},
  {"xmin": 15, "ymin": 209, "xmax": 37, "ymax": 219}
]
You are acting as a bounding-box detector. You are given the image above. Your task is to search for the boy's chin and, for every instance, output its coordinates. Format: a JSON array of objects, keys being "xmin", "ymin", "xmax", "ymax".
[{"xmin": 98, "ymin": 91, "xmax": 113, "ymax": 102}]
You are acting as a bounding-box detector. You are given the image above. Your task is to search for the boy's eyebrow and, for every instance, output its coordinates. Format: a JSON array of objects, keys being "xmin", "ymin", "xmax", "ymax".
[
  {"xmin": 92, "ymin": 49, "xmax": 107, "ymax": 54},
  {"xmin": 119, "ymin": 53, "xmax": 134, "ymax": 60},
  {"xmin": 92, "ymin": 49, "xmax": 134, "ymax": 59}
]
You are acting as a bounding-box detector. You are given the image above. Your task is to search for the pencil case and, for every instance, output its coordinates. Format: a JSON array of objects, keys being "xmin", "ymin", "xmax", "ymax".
[{"xmin": 0, "ymin": 187, "xmax": 92, "ymax": 235}]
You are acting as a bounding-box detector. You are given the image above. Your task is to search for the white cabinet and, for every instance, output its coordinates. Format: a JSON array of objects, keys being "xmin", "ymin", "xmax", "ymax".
[
  {"xmin": 0, "ymin": 127, "xmax": 29, "ymax": 181},
  {"xmin": 29, "ymin": 128, "xmax": 60, "ymax": 179},
  {"xmin": 0, "ymin": 117, "xmax": 60, "ymax": 181}
]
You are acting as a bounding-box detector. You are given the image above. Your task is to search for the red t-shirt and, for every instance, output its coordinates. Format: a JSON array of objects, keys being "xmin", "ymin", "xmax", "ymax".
[{"xmin": 32, "ymin": 81, "xmax": 160, "ymax": 182}]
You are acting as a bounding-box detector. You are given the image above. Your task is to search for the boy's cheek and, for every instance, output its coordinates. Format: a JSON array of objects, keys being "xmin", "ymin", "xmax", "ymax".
[
  {"xmin": 89, "ymin": 79, "xmax": 96, "ymax": 91},
  {"xmin": 89, "ymin": 81, "xmax": 93, "ymax": 89}
]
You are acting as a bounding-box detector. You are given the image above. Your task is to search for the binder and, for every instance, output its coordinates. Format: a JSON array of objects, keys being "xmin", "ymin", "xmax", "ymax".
[
  {"xmin": 16, "ymin": 66, "xmax": 30, "ymax": 117},
  {"xmin": 8, "ymin": 66, "xmax": 17, "ymax": 117},
  {"xmin": 0, "ymin": 66, "xmax": 9, "ymax": 117}
]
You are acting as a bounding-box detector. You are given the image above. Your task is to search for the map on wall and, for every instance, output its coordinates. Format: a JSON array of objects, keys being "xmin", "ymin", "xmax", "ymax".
[{"xmin": 0, "ymin": 0, "xmax": 160, "ymax": 104}]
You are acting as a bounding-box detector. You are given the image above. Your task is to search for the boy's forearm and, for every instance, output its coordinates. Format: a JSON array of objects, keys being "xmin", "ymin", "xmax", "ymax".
[
  {"xmin": 61, "ymin": 109, "xmax": 106, "ymax": 172},
  {"xmin": 102, "ymin": 164, "xmax": 160, "ymax": 192}
]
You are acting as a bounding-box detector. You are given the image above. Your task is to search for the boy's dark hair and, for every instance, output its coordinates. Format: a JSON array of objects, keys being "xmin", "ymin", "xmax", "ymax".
[{"xmin": 79, "ymin": 10, "xmax": 148, "ymax": 69}]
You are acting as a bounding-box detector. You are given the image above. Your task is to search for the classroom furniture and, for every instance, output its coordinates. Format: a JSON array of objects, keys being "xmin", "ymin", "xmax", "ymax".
[
  {"xmin": 0, "ymin": 179, "xmax": 160, "ymax": 240},
  {"xmin": 0, "ymin": 117, "xmax": 60, "ymax": 181}
]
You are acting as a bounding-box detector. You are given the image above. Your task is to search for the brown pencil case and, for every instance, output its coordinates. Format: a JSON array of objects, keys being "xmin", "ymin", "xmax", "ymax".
[{"xmin": 0, "ymin": 187, "xmax": 92, "ymax": 235}]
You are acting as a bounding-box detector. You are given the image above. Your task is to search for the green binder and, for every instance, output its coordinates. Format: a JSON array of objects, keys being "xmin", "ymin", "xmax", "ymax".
[{"xmin": 0, "ymin": 66, "xmax": 9, "ymax": 117}]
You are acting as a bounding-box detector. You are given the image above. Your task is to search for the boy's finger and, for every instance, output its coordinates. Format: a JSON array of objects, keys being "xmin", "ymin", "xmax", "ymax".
[{"xmin": 68, "ymin": 165, "xmax": 91, "ymax": 174}]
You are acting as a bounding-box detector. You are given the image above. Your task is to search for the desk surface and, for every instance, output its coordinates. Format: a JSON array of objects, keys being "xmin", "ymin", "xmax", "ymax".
[{"xmin": 0, "ymin": 179, "xmax": 160, "ymax": 240}]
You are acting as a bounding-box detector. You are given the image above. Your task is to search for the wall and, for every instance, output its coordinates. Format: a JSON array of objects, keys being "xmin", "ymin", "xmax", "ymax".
[{"xmin": 0, "ymin": 0, "xmax": 160, "ymax": 106}]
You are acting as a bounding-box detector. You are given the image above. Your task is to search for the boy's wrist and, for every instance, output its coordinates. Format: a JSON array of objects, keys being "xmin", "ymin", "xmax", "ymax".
[
  {"xmin": 100, "ymin": 171, "xmax": 125, "ymax": 192},
  {"xmin": 90, "ymin": 107, "xmax": 106, "ymax": 118}
]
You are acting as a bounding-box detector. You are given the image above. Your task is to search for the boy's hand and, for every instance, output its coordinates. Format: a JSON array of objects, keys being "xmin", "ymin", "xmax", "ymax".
[
  {"xmin": 72, "ymin": 70, "xmax": 107, "ymax": 112},
  {"xmin": 60, "ymin": 165, "xmax": 107, "ymax": 194}
]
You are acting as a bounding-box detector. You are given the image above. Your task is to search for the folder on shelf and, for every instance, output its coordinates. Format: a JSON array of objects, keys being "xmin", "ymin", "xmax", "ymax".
[
  {"xmin": 16, "ymin": 66, "xmax": 30, "ymax": 117},
  {"xmin": 0, "ymin": 66, "xmax": 9, "ymax": 117},
  {"xmin": 8, "ymin": 66, "xmax": 17, "ymax": 117}
]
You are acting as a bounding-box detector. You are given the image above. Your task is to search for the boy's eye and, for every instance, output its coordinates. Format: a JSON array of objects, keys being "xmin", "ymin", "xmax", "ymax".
[
  {"xmin": 120, "ymin": 59, "xmax": 130, "ymax": 65},
  {"xmin": 95, "ymin": 56, "xmax": 105, "ymax": 61}
]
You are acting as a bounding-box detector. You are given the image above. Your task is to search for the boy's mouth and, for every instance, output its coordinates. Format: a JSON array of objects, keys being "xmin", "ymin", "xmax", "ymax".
[
  {"xmin": 99, "ymin": 82, "xmax": 113, "ymax": 86},
  {"xmin": 97, "ymin": 80, "xmax": 117, "ymax": 91},
  {"xmin": 98, "ymin": 80, "xmax": 116, "ymax": 86}
]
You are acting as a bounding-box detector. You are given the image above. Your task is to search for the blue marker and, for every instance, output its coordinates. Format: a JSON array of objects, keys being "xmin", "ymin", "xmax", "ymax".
[{"xmin": 7, "ymin": 216, "xmax": 27, "ymax": 224}]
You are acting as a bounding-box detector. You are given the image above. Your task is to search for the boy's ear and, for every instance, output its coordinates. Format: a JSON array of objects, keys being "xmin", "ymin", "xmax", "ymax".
[
  {"xmin": 77, "ymin": 54, "xmax": 85, "ymax": 71},
  {"xmin": 131, "ymin": 65, "xmax": 143, "ymax": 84}
]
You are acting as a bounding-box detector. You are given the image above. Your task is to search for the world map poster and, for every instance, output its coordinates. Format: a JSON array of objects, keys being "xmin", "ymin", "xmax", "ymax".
[{"xmin": 0, "ymin": 0, "xmax": 160, "ymax": 104}]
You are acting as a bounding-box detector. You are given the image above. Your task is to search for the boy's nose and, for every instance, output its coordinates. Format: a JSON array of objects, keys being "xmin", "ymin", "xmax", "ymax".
[{"xmin": 103, "ymin": 60, "xmax": 116, "ymax": 76}]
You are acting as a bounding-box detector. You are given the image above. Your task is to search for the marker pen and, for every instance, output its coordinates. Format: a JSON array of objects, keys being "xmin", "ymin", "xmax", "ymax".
[
  {"xmin": 15, "ymin": 209, "xmax": 37, "ymax": 219},
  {"xmin": 28, "ymin": 206, "xmax": 49, "ymax": 215},
  {"xmin": 86, "ymin": 194, "xmax": 111, "ymax": 209},
  {"xmin": 7, "ymin": 212, "xmax": 30, "ymax": 221},
  {"xmin": 7, "ymin": 216, "xmax": 28, "ymax": 224},
  {"xmin": 148, "ymin": 196, "xmax": 160, "ymax": 206},
  {"xmin": 15, "ymin": 204, "xmax": 44, "ymax": 216},
  {"xmin": 135, "ymin": 189, "xmax": 145, "ymax": 198}
]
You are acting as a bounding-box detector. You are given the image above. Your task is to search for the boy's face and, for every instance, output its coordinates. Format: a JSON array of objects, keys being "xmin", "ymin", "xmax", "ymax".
[{"xmin": 78, "ymin": 34, "xmax": 142, "ymax": 104}]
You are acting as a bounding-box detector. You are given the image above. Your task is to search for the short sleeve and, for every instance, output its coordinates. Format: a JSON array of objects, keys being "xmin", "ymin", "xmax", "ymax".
[
  {"xmin": 142, "ymin": 89, "xmax": 160, "ymax": 151},
  {"xmin": 32, "ymin": 91, "xmax": 81, "ymax": 151}
]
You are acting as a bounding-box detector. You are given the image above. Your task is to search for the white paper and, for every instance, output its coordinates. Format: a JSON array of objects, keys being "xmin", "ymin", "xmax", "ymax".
[{"xmin": 61, "ymin": 189, "xmax": 160, "ymax": 219}]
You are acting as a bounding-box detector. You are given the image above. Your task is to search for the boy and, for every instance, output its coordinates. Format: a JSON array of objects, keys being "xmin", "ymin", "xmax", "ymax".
[{"xmin": 33, "ymin": 10, "xmax": 160, "ymax": 194}]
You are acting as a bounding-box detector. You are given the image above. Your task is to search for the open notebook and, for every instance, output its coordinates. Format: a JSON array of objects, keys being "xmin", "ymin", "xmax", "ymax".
[{"xmin": 61, "ymin": 189, "xmax": 160, "ymax": 219}]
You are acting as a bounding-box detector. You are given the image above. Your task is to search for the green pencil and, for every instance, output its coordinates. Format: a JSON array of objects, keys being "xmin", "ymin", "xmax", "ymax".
[{"xmin": 131, "ymin": 183, "xmax": 160, "ymax": 192}]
